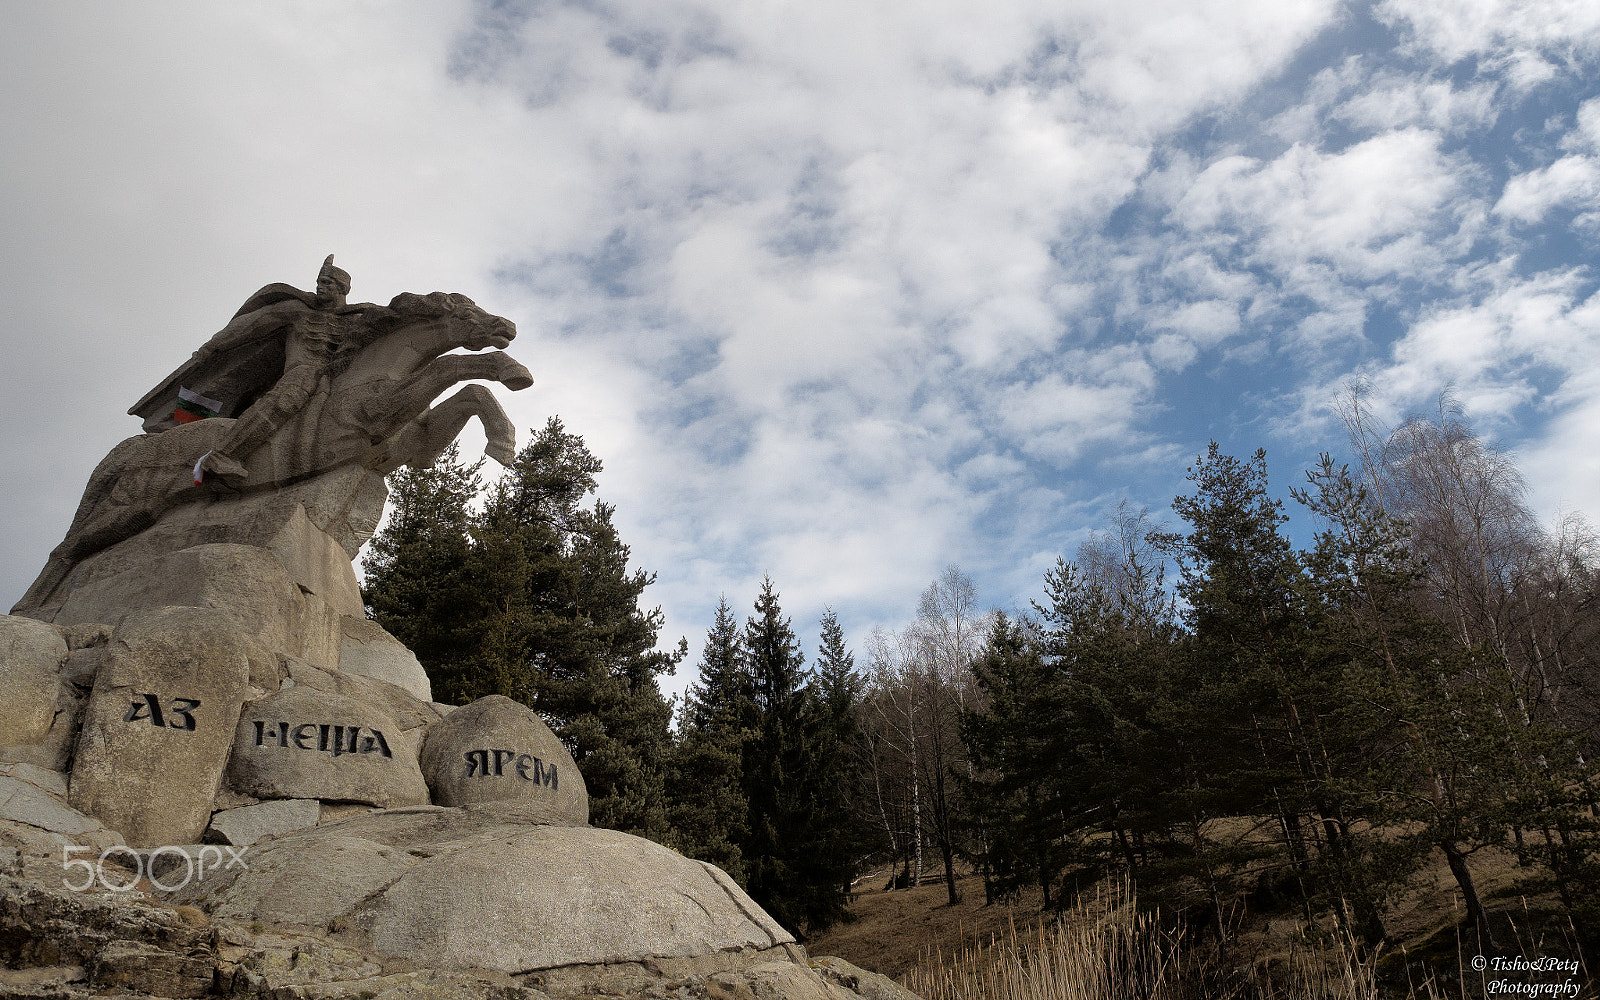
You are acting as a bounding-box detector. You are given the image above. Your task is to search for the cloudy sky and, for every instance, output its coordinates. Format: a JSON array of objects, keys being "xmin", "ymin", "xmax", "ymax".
[{"xmin": 3, "ymin": 0, "xmax": 1598, "ymax": 699}]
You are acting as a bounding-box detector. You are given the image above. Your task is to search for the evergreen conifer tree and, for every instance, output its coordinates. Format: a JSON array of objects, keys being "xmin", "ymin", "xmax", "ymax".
[
  {"xmin": 363, "ymin": 418, "xmax": 681, "ymax": 838},
  {"xmin": 734, "ymin": 579, "xmax": 857, "ymax": 936},
  {"xmin": 808, "ymin": 609, "xmax": 881, "ymax": 913},
  {"xmin": 361, "ymin": 443, "xmax": 482, "ymax": 670},
  {"xmin": 667, "ymin": 596, "xmax": 753, "ymax": 883},
  {"xmin": 962, "ymin": 612, "xmax": 1062, "ymax": 903}
]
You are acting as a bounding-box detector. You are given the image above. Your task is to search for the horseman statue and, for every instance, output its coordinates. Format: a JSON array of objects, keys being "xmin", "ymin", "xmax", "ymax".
[{"xmin": 13, "ymin": 256, "xmax": 531, "ymax": 620}]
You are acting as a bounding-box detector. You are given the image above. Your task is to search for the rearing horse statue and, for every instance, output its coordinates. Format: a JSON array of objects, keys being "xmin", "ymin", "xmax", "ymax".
[{"xmin": 12, "ymin": 258, "xmax": 532, "ymax": 619}]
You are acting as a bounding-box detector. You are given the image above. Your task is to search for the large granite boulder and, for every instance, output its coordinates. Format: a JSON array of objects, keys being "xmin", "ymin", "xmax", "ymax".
[
  {"xmin": 69, "ymin": 607, "xmax": 253, "ymax": 847},
  {"xmin": 338, "ymin": 615, "xmax": 433, "ymax": 702},
  {"xmin": 0, "ymin": 616, "xmax": 68, "ymax": 746},
  {"xmin": 0, "ymin": 616, "xmax": 96, "ymax": 772},
  {"xmin": 169, "ymin": 806, "xmax": 794, "ymax": 974},
  {"xmin": 366, "ymin": 825, "xmax": 783, "ymax": 970},
  {"xmin": 0, "ymin": 858, "xmax": 883, "ymax": 1000},
  {"xmin": 419, "ymin": 694, "xmax": 587, "ymax": 824},
  {"xmin": 279, "ymin": 654, "xmax": 442, "ymax": 744},
  {"xmin": 226, "ymin": 685, "xmax": 429, "ymax": 809},
  {"xmin": 27, "ymin": 463, "xmax": 386, "ymax": 619},
  {"xmin": 54, "ymin": 543, "xmax": 341, "ymax": 675}
]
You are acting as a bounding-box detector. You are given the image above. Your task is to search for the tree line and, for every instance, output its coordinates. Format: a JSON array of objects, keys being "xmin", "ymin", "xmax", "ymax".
[{"xmin": 363, "ymin": 396, "xmax": 1600, "ymax": 951}]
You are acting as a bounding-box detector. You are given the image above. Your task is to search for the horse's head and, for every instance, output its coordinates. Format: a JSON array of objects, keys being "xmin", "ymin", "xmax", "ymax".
[{"xmin": 386, "ymin": 291, "xmax": 516, "ymax": 353}]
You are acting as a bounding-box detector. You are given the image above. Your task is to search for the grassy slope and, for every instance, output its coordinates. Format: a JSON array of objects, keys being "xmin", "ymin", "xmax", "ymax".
[{"xmin": 808, "ymin": 847, "xmax": 1573, "ymax": 986}]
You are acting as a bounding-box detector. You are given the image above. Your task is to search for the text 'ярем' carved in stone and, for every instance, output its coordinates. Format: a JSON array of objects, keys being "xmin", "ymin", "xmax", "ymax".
[{"xmin": 463, "ymin": 749, "xmax": 558, "ymax": 788}]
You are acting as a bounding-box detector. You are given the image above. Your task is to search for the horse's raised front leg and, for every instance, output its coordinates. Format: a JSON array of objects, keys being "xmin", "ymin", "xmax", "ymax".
[
  {"xmin": 373, "ymin": 385, "xmax": 517, "ymax": 474},
  {"xmin": 360, "ymin": 351, "xmax": 532, "ymax": 439}
]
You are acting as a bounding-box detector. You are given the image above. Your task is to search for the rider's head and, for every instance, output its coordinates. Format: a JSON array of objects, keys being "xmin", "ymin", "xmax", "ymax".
[{"xmin": 316, "ymin": 255, "xmax": 352, "ymax": 306}]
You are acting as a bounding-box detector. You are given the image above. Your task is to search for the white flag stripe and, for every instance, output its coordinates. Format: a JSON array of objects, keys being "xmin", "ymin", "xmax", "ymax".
[{"xmin": 178, "ymin": 386, "xmax": 223, "ymax": 412}]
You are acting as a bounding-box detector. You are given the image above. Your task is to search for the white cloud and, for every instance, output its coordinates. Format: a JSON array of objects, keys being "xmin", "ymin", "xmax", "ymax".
[
  {"xmin": 1496, "ymin": 154, "xmax": 1600, "ymax": 223},
  {"xmin": 1380, "ymin": 0, "xmax": 1600, "ymax": 88},
  {"xmin": 1173, "ymin": 130, "xmax": 1475, "ymax": 285},
  {"xmin": 1335, "ymin": 75, "xmax": 1499, "ymax": 134}
]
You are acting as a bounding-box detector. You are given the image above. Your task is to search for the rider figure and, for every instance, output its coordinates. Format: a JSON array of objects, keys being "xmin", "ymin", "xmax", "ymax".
[{"xmin": 197, "ymin": 255, "xmax": 367, "ymax": 480}]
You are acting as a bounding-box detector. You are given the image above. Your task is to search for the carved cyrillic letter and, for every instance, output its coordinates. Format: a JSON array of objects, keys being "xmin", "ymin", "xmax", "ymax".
[{"xmin": 167, "ymin": 698, "xmax": 199, "ymax": 731}]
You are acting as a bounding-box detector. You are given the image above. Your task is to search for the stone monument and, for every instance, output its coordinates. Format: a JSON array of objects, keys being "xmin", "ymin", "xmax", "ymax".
[{"xmin": 0, "ymin": 259, "xmax": 913, "ymax": 1000}]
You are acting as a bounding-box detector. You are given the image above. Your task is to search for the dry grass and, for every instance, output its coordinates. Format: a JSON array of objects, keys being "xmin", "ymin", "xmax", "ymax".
[
  {"xmin": 902, "ymin": 883, "xmax": 1186, "ymax": 1000},
  {"xmin": 897, "ymin": 882, "xmax": 1421, "ymax": 1000},
  {"xmin": 814, "ymin": 849, "xmax": 1600, "ymax": 998},
  {"xmin": 809, "ymin": 868, "xmax": 1051, "ymax": 979}
]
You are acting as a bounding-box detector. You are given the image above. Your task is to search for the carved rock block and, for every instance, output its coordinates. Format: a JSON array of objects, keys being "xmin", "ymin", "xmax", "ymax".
[
  {"xmin": 69, "ymin": 607, "xmax": 252, "ymax": 847},
  {"xmin": 227, "ymin": 686, "xmax": 428, "ymax": 809},
  {"xmin": 418, "ymin": 694, "xmax": 587, "ymax": 824}
]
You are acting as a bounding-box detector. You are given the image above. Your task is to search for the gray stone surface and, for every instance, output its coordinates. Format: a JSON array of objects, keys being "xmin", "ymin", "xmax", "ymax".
[
  {"xmin": 720, "ymin": 961, "xmax": 850, "ymax": 1000},
  {"xmin": 62, "ymin": 623, "xmax": 113, "ymax": 651},
  {"xmin": 419, "ymin": 694, "xmax": 587, "ymax": 824},
  {"xmin": 0, "ymin": 673, "xmax": 87, "ymax": 773},
  {"xmin": 813, "ymin": 957, "xmax": 924, "ymax": 1000},
  {"xmin": 168, "ymin": 808, "xmax": 794, "ymax": 975},
  {"xmin": 0, "ymin": 763, "xmax": 69, "ymax": 798},
  {"xmin": 47, "ymin": 492, "xmax": 368, "ymax": 628},
  {"xmin": 69, "ymin": 607, "xmax": 252, "ymax": 847},
  {"xmin": 281, "ymin": 655, "xmax": 442, "ymax": 743},
  {"xmin": 0, "ymin": 775, "xmax": 99, "ymax": 836},
  {"xmin": 0, "ymin": 616, "xmax": 67, "ymax": 746},
  {"xmin": 318, "ymin": 802, "xmax": 375, "ymax": 824},
  {"xmin": 53, "ymin": 542, "xmax": 341, "ymax": 674},
  {"xmin": 227, "ymin": 685, "xmax": 428, "ymax": 808},
  {"xmin": 60, "ymin": 644, "xmax": 104, "ymax": 687},
  {"xmin": 206, "ymin": 798, "xmax": 320, "ymax": 847},
  {"xmin": 182, "ymin": 833, "xmax": 417, "ymax": 928},
  {"xmin": 338, "ymin": 615, "xmax": 433, "ymax": 702},
  {"xmin": 0, "ymin": 846, "xmax": 900, "ymax": 1000},
  {"xmin": 367, "ymin": 825, "xmax": 791, "ymax": 972}
]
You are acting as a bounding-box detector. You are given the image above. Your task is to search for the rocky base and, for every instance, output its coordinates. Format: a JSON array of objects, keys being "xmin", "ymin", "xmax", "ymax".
[{"xmin": 0, "ymin": 867, "xmax": 912, "ymax": 1000}]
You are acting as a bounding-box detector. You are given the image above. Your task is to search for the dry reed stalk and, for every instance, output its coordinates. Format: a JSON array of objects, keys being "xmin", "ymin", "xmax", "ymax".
[{"xmin": 899, "ymin": 882, "xmax": 1454, "ymax": 1000}]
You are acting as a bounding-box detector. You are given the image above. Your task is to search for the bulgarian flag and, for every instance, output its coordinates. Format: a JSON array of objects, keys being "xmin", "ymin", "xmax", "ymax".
[{"xmin": 174, "ymin": 386, "xmax": 223, "ymax": 424}]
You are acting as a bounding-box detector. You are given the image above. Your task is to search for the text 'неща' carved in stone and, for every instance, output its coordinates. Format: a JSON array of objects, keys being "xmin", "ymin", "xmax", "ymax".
[
  {"xmin": 123, "ymin": 693, "xmax": 200, "ymax": 731},
  {"xmin": 463, "ymin": 749, "xmax": 558, "ymax": 788},
  {"xmin": 251, "ymin": 720, "xmax": 394, "ymax": 758}
]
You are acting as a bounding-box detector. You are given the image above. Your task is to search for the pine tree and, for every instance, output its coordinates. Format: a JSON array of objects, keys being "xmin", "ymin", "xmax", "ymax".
[
  {"xmin": 732, "ymin": 579, "xmax": 859, "ymax": 936},
  {"xmin": 1149, "ymin": 444, "xmax": 1329, "ymax": 951},
  {"xmin": 364, "ymin": 418, "xmax": 682, "ymax": 839},
  {"xmin": 1295, "ymin": 455, "xmax": 1533, "ymax": 948},
  {"xmin": 808, "ymin": 609, "xmax": 881, "ymax": 914},
  {"xmin": 361, "ymin": 442, "xmax": 482, "ymax": 671},
  {"xmin": 667, "ymin": 596, "xmax": 753, "ymax": 884},
  {"xmin": 961, "ymin": 612, "xmax": 1062, "ymax": 904},
  {"xmin": 740, "ymin": 578, "xmax": 814, "ymax": 932}
]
